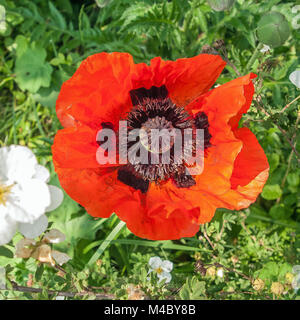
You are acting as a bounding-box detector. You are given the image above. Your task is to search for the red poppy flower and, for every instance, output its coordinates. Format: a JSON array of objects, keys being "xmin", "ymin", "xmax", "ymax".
[{"xmin": 52, "ymin": 52, "xmax": 269, "ymax": 240}]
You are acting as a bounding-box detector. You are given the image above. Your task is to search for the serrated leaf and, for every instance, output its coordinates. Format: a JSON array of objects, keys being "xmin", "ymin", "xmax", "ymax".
[
  {"xmin": 179, "ymin": 276, "xmax": 206, "ymax": 300},
  {"xmin": 49, "ymin": 2, "xmax": 66, "ymax": 29}
]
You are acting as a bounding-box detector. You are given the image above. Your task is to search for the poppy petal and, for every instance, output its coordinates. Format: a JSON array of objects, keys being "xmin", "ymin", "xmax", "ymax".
[
  {"xmin": 52, "ymin": 125, "xmax": 100, "ymax": 169},
  {"xmin": 54, "ymin": 167, "xmax": 133, "ymax": 218},
  {"xmin": 192, "ymin": 128, "xmax": 269, "ymax": 211},
  {"xmin": 113, "ymin": 180, "xmax": 202, "ymax": 240},
  {"xmin": 187, "ymin": 73, "xmax": 256, "ymax": 135},
  {"xmin": 183, "ymin": 73, "xmax": 257, "ymax": 197},
  {"xmin": 56, "ymin": 52, "xmax": 135, "ymax": 129},
  {"xmin": 221, "ymin": 127, "xmax": 269, "ymax": 210},
  {"xmin": 132, "ymin": 54, "xmax": 226, "ymax": 106}
]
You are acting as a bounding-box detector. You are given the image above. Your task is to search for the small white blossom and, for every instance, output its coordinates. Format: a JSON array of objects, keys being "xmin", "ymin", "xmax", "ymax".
[
  {"xmin": 289, "ymin": 70, "xmax": 300, "ymax": 89},
  {"xmin": 217, "ymin": 268, "xmax": 224, "ymax": 278},
  {"xmin": 0, "ymin": 145, "xmax": 64, "ymax": 245},
  {"xmin": 148, "ymin": 256, "xmax": 173, "ymax": 284},
  {"xmin": 260, "ymin": 44, "xmax": 271, "ymax": 53}
]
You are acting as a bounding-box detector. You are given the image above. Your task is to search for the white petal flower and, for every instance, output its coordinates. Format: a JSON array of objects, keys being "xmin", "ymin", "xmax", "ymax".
[
  {"xmin": 51, "ymin": 250, "xmax": 71, "ymax": 266},
  {"xmin": 157, "ymin": 271, "xmax": 172, "ymax": 284},
  {"xmin": 217, "ymin": 268, "xmax": 224, "ymax": 278},
  {"xmin": 55, "ymin": 295, "xmax": 65, "ymax": 300},
  {"xmin": 18, "ymin": 215, "xmax": 48, "ymax": 239},
  {"xmin": 260, "ymin": 44, "xmax": 271, "ymax": 53},
  {"xmin": 8, "ymin": 179, "xmax": 50, "ymax": 223},
  {"xmin": 33, "ymin": 164, "xmax": 50, "ymax": 183},
  {"xmin": 0, "ymin": 145, "xmax": 64, "ymax": 245},
  {"xmin": 43, "ymin": 229, "xmax": 65, "ymax": 244},
  {"xmin": 148, "ymin": 256, "xmax": 162, "ymax": 271},
  {"xmin": 45, "ymin": 185, "xmax": 64, "ymax": 212},
  {"xmin": 161, "ymin": 260, "xmax": 173, "ymax": 273},
  {"xmin": 0, "ymin": 145, "xmax": 37, "ymax": 183},
  {"xmin": 0, "ymin": 213, "xmax": 17, "ymax": 246},
  {"xmin": 148, "ymin": 256, "xmax": 173, "ymax": 284},
  {"xmin": 289, "ymin": 70, "xmax": 300, "ymax": 88}
]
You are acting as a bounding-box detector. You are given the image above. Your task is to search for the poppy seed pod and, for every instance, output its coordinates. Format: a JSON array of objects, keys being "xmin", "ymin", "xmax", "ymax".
[
  {"xmin": 207, "ymin": 0, "xmax": 235, "ymax": 11},
  {"xmin": 257, "ymin": 12, "xmax": 290, "ymax": 48}
]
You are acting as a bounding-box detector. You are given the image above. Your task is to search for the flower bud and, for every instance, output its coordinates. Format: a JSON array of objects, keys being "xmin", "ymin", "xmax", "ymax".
[
  {"xmin": 271, "ymin": 282, "xmax": 284, "ymax": 295},
  {"xmin": 207, "ymin": 0, "xmax": 235, "ymax": 11},
  {"xmin": 206, "ymin": 266, "xmax": 216, "ymax": 277},
  {"xmin": 252, "ymin": 278, "xmax": 265, "ymax": 291},
  {"xmin": 257, "ymin": 12, "xmax": 290, "ymax": 48}
]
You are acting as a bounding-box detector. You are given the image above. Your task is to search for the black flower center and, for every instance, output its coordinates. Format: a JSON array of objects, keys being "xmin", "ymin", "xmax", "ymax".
[{"xmin": 116, "ymin": 85, "xmax": 211, "ymax": 193}]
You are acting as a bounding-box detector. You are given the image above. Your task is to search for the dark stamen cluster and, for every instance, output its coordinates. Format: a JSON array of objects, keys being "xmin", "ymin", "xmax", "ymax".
[{"xmin": 116, "ymin": 86, "xmax": 211, "ymax": 193}]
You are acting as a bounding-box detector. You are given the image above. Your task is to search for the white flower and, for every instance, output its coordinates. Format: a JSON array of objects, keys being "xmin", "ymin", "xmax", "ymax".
[
  {"xmin": 289, "ymin": 70, "xmax": 300, "ymax": 89},
  {"xmin": 260, "ymin": 44, "xmax": 271, "ymax": 53},
  {"xmin": 148, "ymin": 256, "xmax": 173, "ymax": 284},
  {"xmin": 217, "ymin": 268, "xmax": 224, "ymax": 278},
  {"xmin": 0, "ymin": 145, "xmax": 64, "ymax": 245},
  {"xmin": 55, "ymin": 295, "xmax": 65, "ymax": 300}
]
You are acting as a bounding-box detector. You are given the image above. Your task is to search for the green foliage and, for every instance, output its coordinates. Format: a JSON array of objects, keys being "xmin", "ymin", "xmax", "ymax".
[
  {"xmin": 0, "ymin": 0, "xmax": 299, "ymax": 300},
  {"xmin": 179, "ymin": 277, "xmax": 206, "ymax": 300},
  {"xmin": 257, "ymin": 12, "xmax": 290, "ymax": 48},
  {"xmin": 15, "ymin": 45, "xmax": 53, "ymax": 93}
]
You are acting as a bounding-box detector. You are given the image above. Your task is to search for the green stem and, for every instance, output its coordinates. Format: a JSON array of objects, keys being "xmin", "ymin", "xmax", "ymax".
[
  {"xmin": 33, "ymin": 101, "xmax": 47, "ymax": 137},
  {"xmin": 87, "ymin": 220, "xmax": 126, "ymax": 266},
  {"xmin": 246, "ymin": 43, "xmax": 263, "ymax": 72},
  {"xmin": 12, "ymin": 98, "xmax": 17, "ymax": 145}
]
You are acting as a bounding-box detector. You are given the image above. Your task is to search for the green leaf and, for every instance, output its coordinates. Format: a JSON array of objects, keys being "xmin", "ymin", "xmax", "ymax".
[
  {"xmin": 87, "ymin": 220, "xmax": 126, "ymax": 266},
  {"xmin": 179, "ymin": 277, "xmax": 206, "ymax": 300},
  {"xmin": 49, "ymin": 1, "xmax": 66, "ymax": 29},
  {"xmin": 0, "ymin": 246, "xmax": 14, "ymax": 258},
  {"xmin": 15, "ymin": 35, "xmax": 29, "ymax": 58},
  {"xmin": 35, "ymin": 264, "xmax": 44, "ymax": 282},
  {"xmin": 268, "ymin": 153, "xmax": 280, "ymax": 173},
  {"xmin": 269, "ymin": 204, "xmax": 292, "ymax": 220},
  {"xmin": 287, "ymin": 173, "xmax": 299, "ymax": 187},
  {"xmin": 15, "ymin": 46, "xmax": 53, "ymax": 93},
  {"xmin": 32, "ymin": 87, "xmax": 59, "ymax": 108},
  {"xmin": 261, "ymin": 184, "xmax": 282, "ymax": 200}
]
